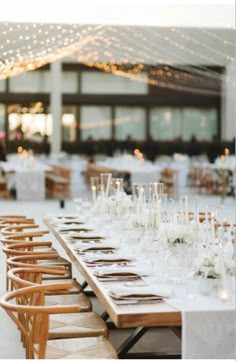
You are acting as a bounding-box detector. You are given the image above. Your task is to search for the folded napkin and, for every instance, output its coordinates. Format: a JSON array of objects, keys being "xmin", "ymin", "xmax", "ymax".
[
  {"xmin": 74, "ymin": 243, "xmax": 117, "ymax": 253},
  {"xmin": 52, "ymin": 214, "xmax": 79, "ymax": 220},
  {"xmin": 66, "ymin": 231, "xmax": 105, "ymax": 240},
  {"xmin": 84, "ymin": 254, "xmax": 134, "ymax": 265},
  {"xmin": 93, "ymin": 266, "xmax": 149, "ymax": 280},
  {"xmin": 109, "ymin": 285, "xmax": 172, "ymax": 300},
  {"xmin": 58, "ymin": 221, "xmax": 84, "ymax": 225},
  {"xmin": 57, "ymin": 227, "xmax": 93, "ymax": 233}
]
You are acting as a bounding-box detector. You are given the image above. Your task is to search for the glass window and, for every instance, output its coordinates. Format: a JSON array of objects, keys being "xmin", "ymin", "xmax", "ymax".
[
  {"xmin": 150, "ymin": 107, "xmax": 182, "ymax": 140},
  {"xmin": 0, "ymin": 79, "xmax": 6, "ymax": 92},
  {"xmin": 114, "ymin": 107, "xmax": 146, "ymax": 140},
  {"xmin": 7, "ymin": 103, "xmax": 52, "ymax": 142},
  {"xmin": 61, "ymin": 106, "xmax": 77, "ymax": 142},
  {"xmin": 81, "ymin": 71, "xmax": 148, "ymax": 94},
  {"xmin": 182, "ymin": 108, "xmax": 217, "ymax": 141},
  {"xmin": 80, "ymin": 106, "xmax": 112, "ymax": 140},
  {"xmin": 0, "ymin": 104, "xmax": 5, "ymax": 137},
  {"xmin": 9, "ymin": 71, "xmax": 50, "ymax": 93},
  {"xmin": 62, "ymin": 72, "xmax": 78, "ymax": 93},
  {"xmin": 150, "ymin": 107, "xmax": 217, "ymax": 141}
]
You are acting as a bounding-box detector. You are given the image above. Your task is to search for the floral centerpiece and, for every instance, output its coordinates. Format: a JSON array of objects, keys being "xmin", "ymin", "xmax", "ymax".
[
  {"xmin": 94, "ymin": 191, "xmax": 133, "ymax": 217},
  {"xmin": 195, "ymin": 244, "xmax": 235, "ymax": 279},
  {"xmin": 157, "ymin": 222, "xmax": 196, "ymax": 247}
]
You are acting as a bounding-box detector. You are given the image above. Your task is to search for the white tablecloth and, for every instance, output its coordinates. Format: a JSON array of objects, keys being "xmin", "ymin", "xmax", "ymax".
[{"xmin": 98, "ymin": 156, "xmax": 160, "ymax": 184}]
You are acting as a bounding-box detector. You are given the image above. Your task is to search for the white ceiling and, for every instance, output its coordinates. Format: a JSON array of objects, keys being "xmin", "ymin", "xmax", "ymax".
[{"xmin": 0, "ymin": 0, "xmax": 235, "ymax": 28}]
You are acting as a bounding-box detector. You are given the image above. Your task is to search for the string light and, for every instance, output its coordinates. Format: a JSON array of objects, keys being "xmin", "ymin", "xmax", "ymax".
[{"xmin": 0, "ymin": 22, "xmax": 234, "ymax": 95}]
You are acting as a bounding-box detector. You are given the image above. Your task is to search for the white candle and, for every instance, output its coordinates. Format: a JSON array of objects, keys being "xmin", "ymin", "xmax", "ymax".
[
  {"xmin": 156, "ymin": 199, "xmax": 161, "ymax": 228},
  {"xmin": 184, "ymin": 196, "xmax": 189, "ymax": 225},
  {"xmin": 137, "ymin": 187, "xmax": 144, "ymax": 223},
  {"xmin": 219, "ymin": 288, "xmax": 230, "ymax": 302},
  {"xmin": 228, "ymin": 224, "xmax": 233, "ymax": 244},
  {"xmin": 211, "ymin": 213, "xmax": 215, "ymax": 243},
  {"xmin": 92, "ymin": 186, "xmax": 96, "ymax": 203},
  {"xmin": 218, "ymin": 245, "xmax": 229, "ymax": 301},
  {"xmin": 116, "ymin": 180, "xmax": 120, "ymax": 196},
  {"xmin": 145, "ymin": 209, "xmax": 149, "ymax": 233}
]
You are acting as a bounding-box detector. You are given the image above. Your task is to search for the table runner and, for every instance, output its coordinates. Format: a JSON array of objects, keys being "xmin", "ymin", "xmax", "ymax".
[
  {"xmin": 166, "ymin": 294, "xmax": 235, "ymax": 359},
  {"xmin": 15, "ymin": 169, "xmax": 45, "ymax": 201}
]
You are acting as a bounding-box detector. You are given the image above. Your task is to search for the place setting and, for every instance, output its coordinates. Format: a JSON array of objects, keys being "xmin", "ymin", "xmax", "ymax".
[
  {"xmin": 108, "ymin": 284, "xmax": 172, "ymax": 305},
  {"xmin": 93, "ymin": 264, "xmax": 151, "ymax": 282},
  {"xmin": 57, "ymin": 227, "xmax": 94, "ymax": 234},
  {"xmin": 73, "ymin": 241, "xmax": 119, "ymax": 255},
  {"xmin": 83, "ymin": 252, "xmax": 135, "ymax": 266}
]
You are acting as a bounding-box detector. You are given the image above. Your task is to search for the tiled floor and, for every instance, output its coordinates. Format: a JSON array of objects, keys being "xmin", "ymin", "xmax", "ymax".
[{"xmin": 0, "ymin": 189, "xmax": 235, "ymax": 359}]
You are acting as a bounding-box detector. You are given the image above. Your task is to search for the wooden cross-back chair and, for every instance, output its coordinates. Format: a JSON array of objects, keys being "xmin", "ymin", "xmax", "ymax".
[
  {"xmin": 8, "ymin": 267, "xmax": 108, "ymax": 341},
  {"xmin": 0, "ymin": 283, "xmax": 117, "ymax": 359},
  {"xmin": 3, "ymin": 241, "xmax": 73, "ymax": 289},
  {"xmin": 2, "ymin": 241, "xmax": 57, "ymax": 290},
  {"xmin": 6, "ymin": 254, "xmax": 91, "ymax": 309}
]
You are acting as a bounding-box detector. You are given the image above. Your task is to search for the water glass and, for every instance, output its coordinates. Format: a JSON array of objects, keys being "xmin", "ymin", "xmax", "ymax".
[{"xmin": 100, "ymin": 173, "xmax": 112, "ymax": 197}]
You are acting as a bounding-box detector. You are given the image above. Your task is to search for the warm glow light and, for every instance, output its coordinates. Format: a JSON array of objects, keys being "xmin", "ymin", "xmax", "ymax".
[
  {"xmin": 219, "ymin": 288, "xmax": 230, "ymax": 301},
  {"xmin": 0, "ymin": 10, "xmax": 234, "ymax": 94}
]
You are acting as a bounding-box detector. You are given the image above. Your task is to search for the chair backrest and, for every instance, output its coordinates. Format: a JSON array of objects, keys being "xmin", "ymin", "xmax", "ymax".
[
  {"xmin": 8, "ymin": 267, "xmax": 66, "ymax": 290},
  {"xmin": 2, "ymin": 241, "xmax": 55, "ymax": 258},
  {"xmin": 7, "ymin": 253, "xmax": 62, "ymax": 271},
  {"xmin": 3, "ymin": 230, "xmax": 49, "ymax": 240},
  {"xmin": 0, "ymin": 282, "xmax": 80, "ymax": 359},
  {"xmin": 1, "ymin": 224, "xmax": 39, "ymax": 236},
  {"xmin": 0, "ymin": 215, "xmax": 27, "ymax": 219},
  {"xmin": 0, "ymin": 218, "xmax": 35, "ymax": 229}
]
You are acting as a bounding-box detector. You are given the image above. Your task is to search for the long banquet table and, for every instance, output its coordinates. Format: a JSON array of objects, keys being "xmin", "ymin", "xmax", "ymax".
[
  {"xmin": 44, "ymin": 212, "xmax": 235, "ymax": 359},
  {"xmin": 44, "ymin": 216, "xmax": 181, "ymax": 329}
]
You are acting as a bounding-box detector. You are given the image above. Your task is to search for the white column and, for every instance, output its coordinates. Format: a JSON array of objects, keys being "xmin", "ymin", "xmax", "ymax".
[
  {"xmin": 50, "ymin": 60, "xmax": 62, "ymax": 155},
  {"xmin": 221, "ymin": 61, "xmax": 236, "ymax": 141}
]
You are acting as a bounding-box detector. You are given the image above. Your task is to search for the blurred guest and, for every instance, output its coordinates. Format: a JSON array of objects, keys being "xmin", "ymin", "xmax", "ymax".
[
  {"xmin": 144, "ymin": 135, "xmax": 156, "ymax": 162},
  {"xmin": 123, "ymin": 134, "xmax": 136, "ymax": 154},
  {"xmin": 85, "ymin": 135, "xmax": 95, "ymax": 160},
  {"xmin": 188, "ymin": 134, "xmax": 199, "ymax": 156},
  {"xmin": 0, "ymin": 138, "xmax": 7, "ymax": 161}
]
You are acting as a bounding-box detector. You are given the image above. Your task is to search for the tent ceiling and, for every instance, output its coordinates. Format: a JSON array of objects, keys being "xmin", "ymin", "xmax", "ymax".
[{"xmin": 0, "ymin": 22, "xmax": 234, "ymax": 95}]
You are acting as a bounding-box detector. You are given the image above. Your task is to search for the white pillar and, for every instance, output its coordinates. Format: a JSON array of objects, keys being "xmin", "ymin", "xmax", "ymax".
[
  {"xmin": 221, "ymin": 61, "xmax": 236, "ymax": 141},
  {"xmin": 50, "ymin": 60, "xmax": 62, "ymax": 155}
]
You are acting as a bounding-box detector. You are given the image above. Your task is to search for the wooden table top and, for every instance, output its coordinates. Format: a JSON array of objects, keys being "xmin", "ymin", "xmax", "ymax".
[{"xmin": 44, "ymin": 217, "xmax": 181, "ymax": 329}]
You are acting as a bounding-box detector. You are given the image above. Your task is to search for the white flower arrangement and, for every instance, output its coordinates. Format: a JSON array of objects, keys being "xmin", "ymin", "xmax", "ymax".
[
  {"xmin": 195, "ymin": 244, "xmax": 236, "ymax": 279},
  {"xmin": 157, "ymin": 223, "xmax": 196, "ymax": 246},
  {"xmin": 95, "ymin": 192, "xmax": 133, "ymax": 217}
]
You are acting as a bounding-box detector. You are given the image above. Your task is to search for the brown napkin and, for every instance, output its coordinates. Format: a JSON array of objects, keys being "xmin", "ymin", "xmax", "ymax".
[
  {"xmin": 74, "ymin": 243, "xmax": 117, "ymax": 253},
  {"xmin": 109, "ymin": 285, "xmax": 172, "ymax": 300},
  {"xmin": 84, "ymin": 254, "xmax": 134, "ymax": 265},
  {"xmin": 93, "ymin": 267, "xmax": 148, "ymax": 280}
]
